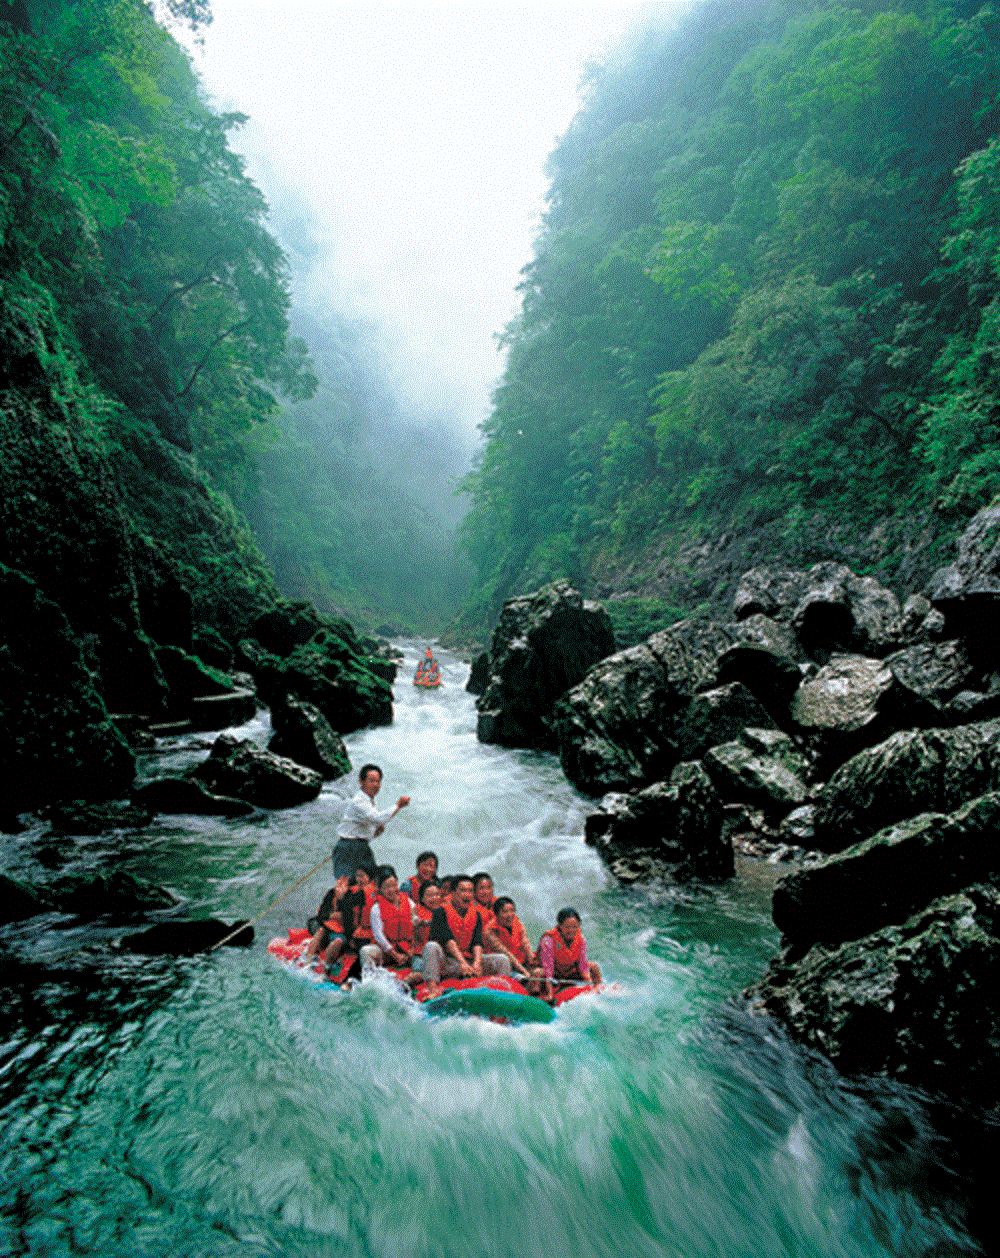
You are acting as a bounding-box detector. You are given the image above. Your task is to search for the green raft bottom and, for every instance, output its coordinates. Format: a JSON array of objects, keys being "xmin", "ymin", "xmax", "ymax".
[{"xmin": 422, "ymin": 986, "xmax": 556, "ymax": 1023}]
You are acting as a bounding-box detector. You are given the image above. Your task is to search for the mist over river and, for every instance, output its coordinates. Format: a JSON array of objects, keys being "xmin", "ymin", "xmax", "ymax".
[{"xmin": 0, "ymin": 647, "xmax": 984, "ymax": 1256}]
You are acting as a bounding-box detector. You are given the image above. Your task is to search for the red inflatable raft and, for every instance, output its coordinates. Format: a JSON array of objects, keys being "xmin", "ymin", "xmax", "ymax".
[{"xmin": 267, "ymin": 928, "xmax": 603, "ymax": 1023}]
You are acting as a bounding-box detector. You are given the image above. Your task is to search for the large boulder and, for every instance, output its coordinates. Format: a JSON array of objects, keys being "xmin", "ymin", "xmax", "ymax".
[
  {"xmin": 772, "ymin": 793, "xmax": 1000, "ymax": 947},
  {"xmin": 250, "ymin": 624, "xmax": 393, "ymax": 733},
  {"xmin": 247, "ymin": 600, "xmax": 327, "ymax": 657},
  {"xmin": 465, "ymin": 651, "xmax": 489, "ymax": 696},
  {"xmin": 190, "ymin": 733, "xmax": 323, "ymax": 809},
  {"xmin": 45, "ymin": 871, "xmax": 180, "ymax": 919},
  {"xmin": 132, "ymin": 776, "xmax": 254, "ymax": 817},
  {"xmin": 118, "ymin": 918, "xmax": 254, "ymax": 954},
  {"xmin": 734, "ymin": 563, "xmax": 901, "ymax": 661},
  {"xmin": 703, "ymin": 728, "xmax": 809, "ymax": 813},
  {"xmin": 584, "ymin": 761, "xmax": 731, "ymax": 880},
  {"xmin": 555, "ymin": 618, "xmax": 737, "ymax": 794},
  {"xmin": 475, "ymin": 582, "xmax": 615, "ymax": 749},
  {"xmin": 0, "ymin": 874, "xmax": 47, "ymax": 923},
  {"xmin": 674, "ymin": 682, "xmax": 778, "ymax": 762},
  {"xmin": 746, "ymin": 884, "xmax": 1000, "ymax": 1101},
  {"xmin": 926, "ymin": 503, "xmax": 1000, "ymax": 647},
  {"xmin": 715, "ymin": 614, "xmax": 806, "ymax": 720},
  {"xmin": 883, "ymin": 641, "xmax": 978, "ymax": 716},
  {"xmin": 812, "ymin": 720, "xmax": 1000, "ymax": 851},
  {"xmin": 268, "ymin": 695, "xmax": 351, "ymax": 779},
  {"xmin": 789, "ymin": 653, "xmax": 925, "ymax": 771},
  {"xmin": 0, "ymin": 565, "xmax": 135, "ymax": 813}
]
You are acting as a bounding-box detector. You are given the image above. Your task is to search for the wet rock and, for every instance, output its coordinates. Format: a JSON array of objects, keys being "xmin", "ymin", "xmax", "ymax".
[
  {"xmin": 155, "ymin": 644, "xmax": 237, "ymax": 705},
  {"xmin": 0, "ymin": 874, "xmax": 47, "ymax": 923},
  {"xmin": 118, "ymin": 918, "xmax": 254, "ymax": 954},
  {"xmin": 251, "ymin": 626, "xmax": 393, "ymax": 734},
  {"xmin": 555, "ymin": 618, "xmax": 737, "ymax": 794},
  {"xmin": 466, "ymin": 651, "xmax": 489, "ymax": 696},
  {"xmin": 926, "ymin": 503, "xmax": 1000, "ymax": 646},
  {"xmin": 584, "ymin": 761, "xmax": 731, "ymax": 880},
  {"xmin": 132, "ymin": 776, "xmax": 254, "ymax": 817},
  {"xmin": 789, "ymin": 653, "xmax": 921, "ymax": 772},
  {"xmin": 944, "ymin": 687, "xmax": 1000, "ymax": 724},
  {"xmin": 189, "ymin": 690, "xmax": 257, "ymax": 731},
  {"xmin": 715, "ymin": 616, "xmax": 806, "ymax": 718},
  {"xmin": 0, "ymin": 564, "xmax": 136, "ymax": 813},
  {"xmin": 897, "ymin": 594, "xmax": 946, "ymax": 645},
  {"xmin": 733, "ymin": 568, "xmax": 810, "ymax": 622},
  {"xmin": 734, "ymin": 563, "xmax": 902, "ymax": 661},
  {"xmin": 884, "ymin": 641, "xmax": 977, "ymax": 714},
  {"xmin": 779, "ymin": 804, "xmax": 816, "ymax": 845},
  {"xmin": 791, "ymin": 563, "xmax": 901, "ymax": 661},
  {"xmin": 721, "ymin": 801, "xmax": 776, "ymax": 841},
  {"xmin": 45, "ymin": 871, "xmax": 180, "ymax": 919},
  {"xmin": 190, "ymin": 626, "xmax": 234, "ymax": 671},
  {"xmin": 268, "ymin": 695, "xmax": 351, "ymax": 779},
  {"xmin": 40, "ymin": 801, "xmax": 154, "ymax": 835},
  {"xmin": 247, "ymin": 600, "xmax": 327, "ymax": 658},
  {"xmin": 675, "ymin": 683, "xmax": 777, "ymax": 762},
  {"xmin": 812, "ymin": 720, "xmax": 1000, "ymax": 851},
  {"xmin": 190, "ymin": 734, "xmax": 322, "ymax": 809},
  {"xmin": 475, "ymin": 582, "xmax": 615, "ymax": 750},
  {"xmin": 773, "ymin": 793, "xmax": 1000, "ymax": 947},
  {"xmin": 746, "ymin": 883, "xmax": 1000, "ymax": 1101},
  {"xmin": 703, "ymin": 729, "xmax": 808, "ymax": 812}
]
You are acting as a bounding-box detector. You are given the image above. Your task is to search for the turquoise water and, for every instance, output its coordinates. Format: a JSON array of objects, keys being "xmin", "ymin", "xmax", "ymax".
[{"xmin": 0, "ymin": 648, "xmax": 983, "ymax": 1256}]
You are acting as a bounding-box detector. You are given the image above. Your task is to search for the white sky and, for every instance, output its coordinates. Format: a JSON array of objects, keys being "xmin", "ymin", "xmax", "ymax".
[{"xmin": 182, "ymin": 2, "xmax": 686, "ymax": 446}]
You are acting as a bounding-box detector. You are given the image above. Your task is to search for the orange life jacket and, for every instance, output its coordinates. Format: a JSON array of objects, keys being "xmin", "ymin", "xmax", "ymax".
[
  {"xmin": 492, "ymin": 916, "xmax": 529, "ymax": 965},
  {"xmin": 541, "ymin": 926, "xmax": 585, "ymax": 979},
  {"xmin": 377, "ymin": 895, "xmax": 414, "ymax": 953},
  {"xmin": 444, "ymin": 902, "xmax": 481, "ymax": 959},
  {"xmin": 351, "ymin": 885, "xmax": 376, "ymax": 943}
]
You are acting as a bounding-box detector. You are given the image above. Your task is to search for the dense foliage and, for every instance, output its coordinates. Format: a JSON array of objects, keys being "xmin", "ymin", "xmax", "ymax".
[
  {"xmin": 460, "ymin": 0, "xmax": 1000, "ymax": 627},
  {"xmin": 236, "ymin": 306, "xmax": 472, "ymax": 632},
  {"xmin": 1, "ymin": 0, "xmax": 468, "ymax": 635}
]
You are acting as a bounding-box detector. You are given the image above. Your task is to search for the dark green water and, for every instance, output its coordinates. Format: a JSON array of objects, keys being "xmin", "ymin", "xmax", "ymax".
[{"xmin": 0, "ymin": 648, "xmax": 985, "ymax": 1256}]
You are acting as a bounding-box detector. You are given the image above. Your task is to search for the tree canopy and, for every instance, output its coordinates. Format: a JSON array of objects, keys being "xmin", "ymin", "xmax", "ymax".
[{"xmin": 459, "ymin": 0, "xmax": 1000, "ymax": 628}]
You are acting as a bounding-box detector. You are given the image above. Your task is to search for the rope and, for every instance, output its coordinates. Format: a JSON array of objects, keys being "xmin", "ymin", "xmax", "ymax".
[{"xmin": 209, "ymin": 853, "xmax": 331, "ymax": 952}]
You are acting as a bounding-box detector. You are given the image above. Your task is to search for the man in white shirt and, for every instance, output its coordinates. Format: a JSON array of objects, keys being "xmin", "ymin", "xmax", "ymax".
[{"xmin": 333, "ymin": 763, "xmax": 410, "ymax": 878}]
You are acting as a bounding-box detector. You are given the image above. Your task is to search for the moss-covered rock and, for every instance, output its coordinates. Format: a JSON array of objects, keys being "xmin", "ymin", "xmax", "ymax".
[
  {"xmin": 0, "ymin": 564, "xmax": 135, "ymax": 812},
  {"xmin": 746, "ymin": 883, "xmax": 1000, "ymax": 1103},
  {"xmin": 773, "ymin": 792, "xmax": 1000, "ymax": 947},
  {"xmin": 268, "ymin": 695, "xmax": 352, "ymax": 779}
]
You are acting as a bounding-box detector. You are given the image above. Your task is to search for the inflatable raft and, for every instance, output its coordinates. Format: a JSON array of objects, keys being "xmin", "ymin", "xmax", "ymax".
[
  {"xmin": 267, "ymin": 928, "xmax": 601, "ymax": 1024},
  {"xmin": 413, "ymin": 671, "xmax": 442, "ymax": 688}
]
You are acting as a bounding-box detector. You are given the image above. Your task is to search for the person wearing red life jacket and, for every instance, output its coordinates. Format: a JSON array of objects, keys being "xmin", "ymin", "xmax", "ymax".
[
  {"xmin": 484, "ymin": 896, "xmax": 536, "ymax": 979},
  {"xmin": 538, "ymin": 907, "xmax": 602, "ymax": 1000},
  {"xmin": 421, "ymin": 874, "xmax": 511, "ymax": 999},
  {"xmin": 407, "ymin": 879, "xmax": 442, "ymax": 987},
  {"xmin": 472, "ymin": 872, "xmax": 497, "ymax": 931},
  {"xmin": 360, "ymin": 866, "xmax": 414, "ymax": 973}
]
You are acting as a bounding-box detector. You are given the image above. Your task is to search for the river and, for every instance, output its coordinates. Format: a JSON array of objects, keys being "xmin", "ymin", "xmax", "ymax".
[{"xmin": 0, "ymin": 646, "xmax": 985, "ymax": 1256}]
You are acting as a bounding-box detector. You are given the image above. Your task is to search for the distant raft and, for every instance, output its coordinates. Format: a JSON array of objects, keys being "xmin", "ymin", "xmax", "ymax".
[{"xmin": 413, "ymin": 653, "xmax": 442, "ymax": 688}]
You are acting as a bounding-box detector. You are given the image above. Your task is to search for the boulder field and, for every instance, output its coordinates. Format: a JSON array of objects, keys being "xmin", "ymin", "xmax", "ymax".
[{"xmin": 475, "ymin": 508, "xmax": 1000, "ymax": 1103}]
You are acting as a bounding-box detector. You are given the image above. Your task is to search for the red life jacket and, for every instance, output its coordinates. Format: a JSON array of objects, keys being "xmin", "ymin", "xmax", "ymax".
[
  {"xmin": 492, "ymin": 916, "xmax": 529, "ymax": 965},
  {"xmin": 352, "ymin": 885, "xmax": 376, "ymax": 943},
  {"xmin": 541, "ymin": 926, "xmax": 585, "ymax": 979},
  {"xmin": 377, "ymin": 895, "xmax": 413, "ymax": 953},
  {"xmin": 444, "ymin": 902, "xmax": 481, "ymax": 959}
]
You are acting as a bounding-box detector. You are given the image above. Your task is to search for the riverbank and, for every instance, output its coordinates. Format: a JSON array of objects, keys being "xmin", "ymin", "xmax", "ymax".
[{"xmin": 468, "ymin": 512, "xmax": 1000, "ymax": 1111}]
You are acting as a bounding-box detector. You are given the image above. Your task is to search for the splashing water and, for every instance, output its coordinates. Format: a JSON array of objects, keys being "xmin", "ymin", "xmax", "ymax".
[{"xmin": 0, "ymin": 646, "xmax": 985, "ymax": 1256}]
